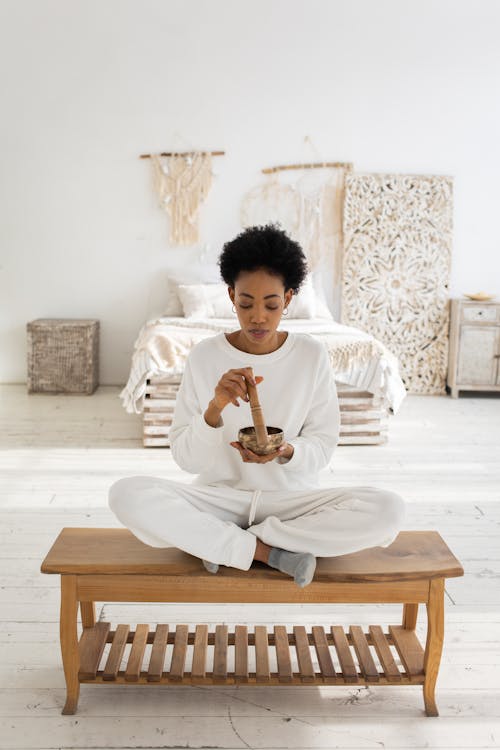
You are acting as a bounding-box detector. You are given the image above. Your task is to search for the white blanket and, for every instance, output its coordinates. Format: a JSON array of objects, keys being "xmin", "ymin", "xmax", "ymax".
[{"xmin": 119, "ymin": 316, "xmax": 407, "ymax": 415}]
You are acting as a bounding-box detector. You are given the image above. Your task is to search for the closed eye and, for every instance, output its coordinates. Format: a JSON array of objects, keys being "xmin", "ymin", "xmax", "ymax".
[{"xmin": 239, "ymin": 305, "xmax": 280, "ymax": 310}]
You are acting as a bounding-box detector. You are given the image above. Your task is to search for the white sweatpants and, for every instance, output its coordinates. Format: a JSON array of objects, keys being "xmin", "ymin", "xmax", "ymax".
[{"xmin": 108, "ymin": 476, "xmax": 407, "ymax": 571}]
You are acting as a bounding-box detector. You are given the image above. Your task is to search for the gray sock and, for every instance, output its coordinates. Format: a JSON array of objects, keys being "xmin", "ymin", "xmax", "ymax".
[
  {"xmin": 267, "ymin": 547, "xmax": 316, "ymax": 587},
  {"xmin": 202, "ymin": 559, "xmax": 219, "ymax": 574}
]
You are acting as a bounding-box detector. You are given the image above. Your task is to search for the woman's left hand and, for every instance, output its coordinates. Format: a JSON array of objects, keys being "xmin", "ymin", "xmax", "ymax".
[{"xmin": 230, "ymin": 441, "xmax": 294, "ymax": 464}]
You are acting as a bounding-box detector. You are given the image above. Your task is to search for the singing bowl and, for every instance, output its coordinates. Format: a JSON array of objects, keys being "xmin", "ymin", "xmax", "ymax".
[{"xmin": 238, "ymin": 426, "xmax": 284, "ymax": 455}]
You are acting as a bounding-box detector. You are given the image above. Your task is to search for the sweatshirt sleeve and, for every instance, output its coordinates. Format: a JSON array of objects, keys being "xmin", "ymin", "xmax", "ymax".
[
  {"xmin": 168, "ymin": 354, "xmax": 225, "ymax": 474},
  {"xmin": 276, "ymin": 343, "xmax": 340, "ymax": 473}
]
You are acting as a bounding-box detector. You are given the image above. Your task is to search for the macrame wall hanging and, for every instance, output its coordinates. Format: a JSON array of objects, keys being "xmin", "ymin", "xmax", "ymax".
[
  {"xmin": 241, "ymin": 158, "xmax": 353, "ymax": 318},
  {"xmin": 140, "ymin": 149, "xmax": 224, "ymax": 245},
  {"xmin": 341, "ymin": 173, "xmax": 453, "ymax": 394}
]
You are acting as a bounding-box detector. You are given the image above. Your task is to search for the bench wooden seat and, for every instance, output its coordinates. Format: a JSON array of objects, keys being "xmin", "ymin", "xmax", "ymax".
[{"xmin": 40, "ymin": 528, "xmax": 464, "ymax": 717}]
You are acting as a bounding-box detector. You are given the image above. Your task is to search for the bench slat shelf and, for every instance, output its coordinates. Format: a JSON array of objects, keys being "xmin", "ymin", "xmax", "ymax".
[
  {"xmin": 312, "ymin": 626, "xmax": 336, "ymax": 680},
  {"xmin": 368, "ymin": 624, "xmax": 402, "ymax": 682},
  {"xmin": 234, "ymin": 624, "xmax": 248, "ymax": 682},
  {"xmin": 79, "ymin": 621, "xmax": 110, "ymax": 679},
  {"xmin": 191, "ymin": 624, "xmax": 208, "ymax": 680},
  {"xmin": 294, "ymin": 625, "xmax": 315, "ymax": 682},
  {"xmin": 125, "ymin": 623, "xmax": 149, "ymax": 681},
  {"xmin": 76, "ymin": 622, "xmax": 427, "ymax": 687},
  {"xmin": 255, "ymin": 625, "xmax": 270, "ymax": 682},
  {"xmin": 40, "ymin": 527, "xmax": 463, "ymax": 717},
  {"xmin": 103, "ymin": 623, "xmax": 129, "ymax": 681},
  {"xmin": 147, "ymin": 623, "xmax": 169, "ymax": 682},
  {"xmin": 350, "ymin": 624, "xmax": 380, "ymax": 681}
]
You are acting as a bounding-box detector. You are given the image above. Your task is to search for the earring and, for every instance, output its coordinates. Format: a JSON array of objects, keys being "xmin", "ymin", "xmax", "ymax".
[
  {"xmin": 283, "ymin": 307, "xmax": 289, "ymax": 316},
  {"xmin": 231, "ymin": 304, "xmax": 236, "ymax": 313}
]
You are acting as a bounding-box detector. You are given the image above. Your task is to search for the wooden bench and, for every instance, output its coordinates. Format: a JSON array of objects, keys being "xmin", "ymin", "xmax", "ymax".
[{"xmin": 40, "ymin": 528, "xmax": 464, "ymax": 717}]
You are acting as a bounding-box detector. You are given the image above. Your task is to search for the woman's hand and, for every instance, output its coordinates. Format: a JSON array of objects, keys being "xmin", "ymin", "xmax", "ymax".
[
  {"xmin": 212, "ymin": 368, "xmax": 264, "ymax": 411},
  {"xmin": 230, "ymin": 440, "xmax": 294, "ymax": 464}
]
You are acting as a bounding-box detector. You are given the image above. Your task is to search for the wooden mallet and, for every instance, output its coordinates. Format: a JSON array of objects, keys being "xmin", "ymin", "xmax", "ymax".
[{"xmin": 245, "ymin": 367, "xmax": 269, "ymax": 449}]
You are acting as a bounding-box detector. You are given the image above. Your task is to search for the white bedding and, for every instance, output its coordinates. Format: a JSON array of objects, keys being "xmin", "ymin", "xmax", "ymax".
[{"xmin": 119, "ymin": 316, "xmax": 407, "ymax": 415}]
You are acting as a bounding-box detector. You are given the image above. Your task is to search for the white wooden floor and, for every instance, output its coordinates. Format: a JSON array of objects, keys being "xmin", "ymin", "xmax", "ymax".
[{"xmin": 1, "ymin": 384, "xmax": 499, "ymax": 749}]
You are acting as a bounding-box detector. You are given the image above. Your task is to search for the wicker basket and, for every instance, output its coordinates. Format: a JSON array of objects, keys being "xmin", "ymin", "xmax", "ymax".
[{"xmin": 27, "ymin": 318, "xmax": 99, "ymax": 394}]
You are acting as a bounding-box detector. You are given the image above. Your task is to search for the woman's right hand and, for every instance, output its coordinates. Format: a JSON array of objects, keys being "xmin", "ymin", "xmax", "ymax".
[{"xmin": 212, "ymin": 368, "xmax": 264, "ymax": 411}]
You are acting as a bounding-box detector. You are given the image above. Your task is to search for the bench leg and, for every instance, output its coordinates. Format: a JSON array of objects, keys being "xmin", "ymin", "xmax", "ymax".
[
  {"xmin": 402, "ymin": 603, "xmax": 418, "ymax": 629},
  {"xmin": 60, "ymin": 575, "xmax": 80, "ymax": 715},
  {"xmin": 423, "ymin": 577, "xmax": 445, "ymax": 716},
  {"xmin": 80, "ymin": 601, "xmax": 96, "ymax": 628}
]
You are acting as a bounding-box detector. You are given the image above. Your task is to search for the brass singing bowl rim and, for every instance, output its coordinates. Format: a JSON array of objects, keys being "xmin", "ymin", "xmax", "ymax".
[
  {"xmin": 239, "ymin": 426, "xmax": 283, "ymax": 436},
  {"xmin": 238, "ymin": 426, "xmax": 285, "ymax": 455}
]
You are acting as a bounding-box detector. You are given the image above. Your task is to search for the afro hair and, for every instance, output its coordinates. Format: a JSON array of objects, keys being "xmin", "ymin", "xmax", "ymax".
[{"xmin": 218, "ymin": 223, "xmax": 309, "ymax": 294}]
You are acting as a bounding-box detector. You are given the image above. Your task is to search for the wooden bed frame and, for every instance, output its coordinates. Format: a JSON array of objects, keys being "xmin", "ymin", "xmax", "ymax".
[{"xmin": 142, "ymin": 377, "xmax": 389, "ymax": 447}]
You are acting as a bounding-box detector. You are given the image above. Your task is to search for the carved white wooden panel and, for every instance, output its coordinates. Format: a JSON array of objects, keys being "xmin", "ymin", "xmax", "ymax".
[{"xmin": 341, "ymin": 173, "xmax": 453, "ymax": 394}]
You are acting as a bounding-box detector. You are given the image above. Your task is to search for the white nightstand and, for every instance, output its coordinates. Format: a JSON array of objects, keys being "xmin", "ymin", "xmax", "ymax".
[{"xmin": 447, "ymin": 299, "xmax": 500, "ymax": 397}]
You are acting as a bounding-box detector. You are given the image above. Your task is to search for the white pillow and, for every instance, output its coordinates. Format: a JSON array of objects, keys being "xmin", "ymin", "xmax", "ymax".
[
  {"xmin": 164, "ymin": 266, "xmax": 221, "ymax": 316},
  {"xmin": 163, "ymin": 276, "xmax": 184, "ymax": 316},
  {"xmin": 177, "ymin": 283, "xmax": 233, "ymax": 319},
  {"xmin": 311, "ymin": 268, "xmax": 334, "ymax": 319},
  {"xmin": 287, "ymin": 274, "xmax": 317, "ymax": 318},
  {"xmin": 169, "ymin": 272, "xmax": 334, "ymax": 320},
  {"xmin": 287, "ymin": 273, "xmax": 333, "ymax": 319},
  {"xmin": 315, "ymin": 297, "xmax": 334, "ymax": 319}
]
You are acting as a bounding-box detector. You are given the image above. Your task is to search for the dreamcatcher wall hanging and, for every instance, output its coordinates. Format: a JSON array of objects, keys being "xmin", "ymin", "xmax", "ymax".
[
  {"xmin": 241, "ymin": 160, "xmax": 353, "ymax": 272},
  {"xmin": 140, "ymin": 148, "xmax": 225, "ymax": 245},
  {"xmin": 240, "ymin": 156, "xmax": 353, "ymax": 318}
]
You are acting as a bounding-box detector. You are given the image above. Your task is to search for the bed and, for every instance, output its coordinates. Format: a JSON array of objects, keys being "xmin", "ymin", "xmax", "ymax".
[{"xmin": 120, "ymin": 299, "xmax": 407, "ymax": 447}]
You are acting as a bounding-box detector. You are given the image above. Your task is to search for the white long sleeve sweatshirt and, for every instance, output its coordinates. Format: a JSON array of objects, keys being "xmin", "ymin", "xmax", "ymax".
[{"xmin": 168, "ymin": 331, "xmax": 340, "ymax": 490}]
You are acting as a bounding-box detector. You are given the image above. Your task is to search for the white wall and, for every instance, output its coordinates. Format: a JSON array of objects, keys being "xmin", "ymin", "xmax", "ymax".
[{"xmin": 1, "ymin": 0, "xmax": 499, "ymax": 384}]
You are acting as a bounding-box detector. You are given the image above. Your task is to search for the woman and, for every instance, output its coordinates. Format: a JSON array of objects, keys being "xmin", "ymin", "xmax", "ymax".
[{"xmin": 109, "ymin": 224, "xmax": 406, "ymax": 587}]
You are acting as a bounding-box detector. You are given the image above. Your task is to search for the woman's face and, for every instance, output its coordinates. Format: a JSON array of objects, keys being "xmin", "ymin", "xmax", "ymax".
[{"xmin": 229, "ymin": 268, "xmax": 294, "ymax": 346}]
